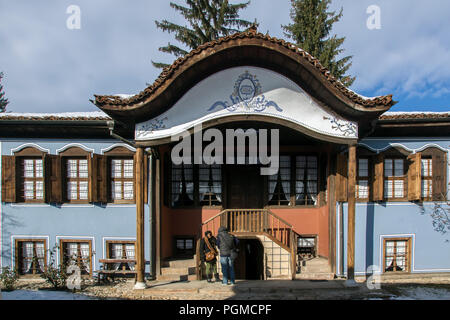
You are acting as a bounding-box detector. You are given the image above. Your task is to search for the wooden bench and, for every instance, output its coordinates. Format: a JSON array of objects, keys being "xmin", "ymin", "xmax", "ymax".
[{"xmin": 97, "ymin": 259, "xmax": 137, "ymax": 283}]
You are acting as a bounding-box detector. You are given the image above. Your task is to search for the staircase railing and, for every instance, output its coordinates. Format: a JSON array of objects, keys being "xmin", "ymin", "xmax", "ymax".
[
  {"xmin": 199, "ymin": 209, "xmax": 299, "ymax": 280},
  {"xmin": 202, "ymin": 209, "xmax": 294, "ymax": 249}
]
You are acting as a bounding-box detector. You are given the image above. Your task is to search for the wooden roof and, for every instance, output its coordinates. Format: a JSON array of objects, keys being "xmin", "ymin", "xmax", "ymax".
[{"xmin": 93, "ymin": 28, "xmax": 395, "ymax": 125}]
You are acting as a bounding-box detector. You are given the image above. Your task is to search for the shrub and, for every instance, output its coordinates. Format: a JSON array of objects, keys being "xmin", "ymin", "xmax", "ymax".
[
  {"xmin": 40, "ymin": 246, "xmax": 68, "ymax": 289},
  {"xmin": 0, "ymin": 266, "xmax": 19, "ymax": 291}
]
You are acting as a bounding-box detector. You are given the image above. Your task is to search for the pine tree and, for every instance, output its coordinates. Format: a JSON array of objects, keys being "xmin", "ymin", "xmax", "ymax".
[
  {"xmin": 153, "ymin": 0, "xmax": 256, "ymax": 69},
  {"xmin": 282, "ymin": 0, "xmax": 355, "ymax": 86},
  {"xmin": 0, "ymin": 72, "xmax": 8, "ymax": 113}
]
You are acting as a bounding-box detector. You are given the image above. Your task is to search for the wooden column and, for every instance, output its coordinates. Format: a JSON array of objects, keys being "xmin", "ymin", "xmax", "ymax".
[
  {"xmin": 155, "ymin": 156, "xmax": 161, "ymax": 276},
  {"xmin": 347, "ymin": 145, "xmax": 357, "ymax": 281},
  {"xmin": 134, "ymin": 147, "xmax": 146, "ymax": 288}
]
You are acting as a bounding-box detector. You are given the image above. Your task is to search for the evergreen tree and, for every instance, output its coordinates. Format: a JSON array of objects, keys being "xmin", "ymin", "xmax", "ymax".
[
  {"xmin": 0, "ymin": 72, "xmax": 8, "ymax": 113},
  {"xmin": 282, "ymin": 0, "xmax": 355, "ymax": 86},
  {"xmin": 153, "ymin": 0, "xmax": 256, "ymax": 69}
]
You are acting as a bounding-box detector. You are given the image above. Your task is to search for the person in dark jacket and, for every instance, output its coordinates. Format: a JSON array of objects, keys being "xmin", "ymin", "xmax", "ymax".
[
  {"xmin": 216, "ymin": 226, "xmax": 239, "ymax": 285},
  {"xmin": 200, "ymin": 231, "xmax": 220, "ymax": 282}
]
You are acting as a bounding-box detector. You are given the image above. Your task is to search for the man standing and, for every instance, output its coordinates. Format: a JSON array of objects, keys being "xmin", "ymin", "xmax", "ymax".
[
  {"xmin": 216, "ymin": 227, "xmax": 239, "ymax": 285},
  {"xmin": 200, "ymin": 231, "xmax": 220, "ymax": 283}
]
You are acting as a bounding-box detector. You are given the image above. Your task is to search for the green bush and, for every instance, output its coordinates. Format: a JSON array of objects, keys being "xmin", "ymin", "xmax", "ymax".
[{"xmin": 0, "ymin": 266, "xmax": 19, "ymax": 291}]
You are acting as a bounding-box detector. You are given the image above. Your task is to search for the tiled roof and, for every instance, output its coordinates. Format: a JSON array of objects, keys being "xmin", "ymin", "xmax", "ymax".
[
  {"xmin": 379, "ymin": 112, "xmax": 450, "ymax": 120},
  {"xmin": 0, "ymin": 112, "xmax": 111, "ymax": 121},
  {"xmin": 94, "ymin": 28, "xmax": 394, "ymax": 109}
]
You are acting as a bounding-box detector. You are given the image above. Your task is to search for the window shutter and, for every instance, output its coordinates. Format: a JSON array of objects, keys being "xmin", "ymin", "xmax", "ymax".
[
  {"xmin": 49, "ymin": 155, "xmax": 63, "ymax": 203},
  {"xmin": 88, "ymin": 155, "xmax": 94, "ymax": 203},
  {"xmin": 95, "ymin": 154, "xmax": 108, "ymax": 203},
  {"xmin": 44, "ymin": 154, "xmax": 52, "ymax": 203},
  {"xmin": 372, "ymin": 154, "xmax": 384, "ymax": 201},
  {"xmin": 336, "ymin": 153, "xmax": 348, "ymax": 202},
  {"xmin": 2, "ymin": 156, "xmax": 17, "ymax": 203},
  {"xmin": 407, "ymin": 153, "xmax": 421, "ymax": 201},
  {"xmin": 432, "ymin": 151, "xmax": 447, "ymax": 201}
]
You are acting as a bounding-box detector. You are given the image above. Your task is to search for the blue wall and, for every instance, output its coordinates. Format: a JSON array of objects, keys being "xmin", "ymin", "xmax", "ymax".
[
  {"xmin": 336, "ymin": 138, "xmax": 450, "ymax": 276},
  {"xmin": 0, "ymin": 139, "xmax": 152, "ymax": 275}
]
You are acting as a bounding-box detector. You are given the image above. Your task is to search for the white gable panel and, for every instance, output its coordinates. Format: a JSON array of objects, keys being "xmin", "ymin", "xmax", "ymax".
[{"xmin": 135, "ymin": 66, "xmax": 358, "ymax": 141}]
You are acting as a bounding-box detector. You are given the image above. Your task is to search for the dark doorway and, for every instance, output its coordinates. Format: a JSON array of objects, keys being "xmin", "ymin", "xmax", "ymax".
[
  {"xmin": 226, "ymin": 165, "xmax": 264, "ymax": 209},
  {"xmin": 234, "ymin": 238, "xmax": 264, "ymax": 280}
]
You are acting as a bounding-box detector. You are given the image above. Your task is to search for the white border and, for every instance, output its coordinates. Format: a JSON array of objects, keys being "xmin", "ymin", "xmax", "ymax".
[
  {"xmin": 56, "ymin": 143, "xmax": 95, "ymax": 154},
  {"xmin": 10, "ymin": 143, "xmax": 50, "ymax": 155},
  {"xmin": 10, "ymin": 235, "xmax": 51, "ymax": 269},
  {"xmin": 55, "ymin": 236, "xmax": 96, "ymax": 271},
  {"xmin": 101, "ymin": 237, "xmax": 136, "ymax": 259},
  {"xmin": 100, "ymin": 143, "xmax": 136, "ymax": 154},
  {"xmin": 358, "ymin": 142, "xmax": 448, "ymax": 154}
]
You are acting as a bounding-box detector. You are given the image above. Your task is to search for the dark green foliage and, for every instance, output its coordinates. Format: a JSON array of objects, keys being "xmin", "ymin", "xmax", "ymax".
[
  {"xmin": 282, "ymin": 0, "xmax": 355, "ymax": 86},
  {"xmin": 0, "ymin": 72, "xmax": 8, "ymax": 112},
  {"xmin": 153, "ymin": 0, "xmax": 256, "ymax": 69},
  {"xmin": 40, "ymin": 246, "xmax": 69, "ymax": 289}
]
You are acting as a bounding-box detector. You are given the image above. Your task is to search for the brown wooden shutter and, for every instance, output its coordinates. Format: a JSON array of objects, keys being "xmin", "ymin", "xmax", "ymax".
[
  {"xmin": 372, "ymin": 154, "xmax": 384, "ymax": 201},
  {"xmin": 164, "ymin": 153, "xmax": 170, "ymax": 207},
  {"xmin": 432, "ymin": 151, "xmax": 447, "ymax": 201},
  {"xmin": 2, "ymin": 156, "xmax": 17, "ymax": 203},
  {"xmin": 407, "ymin": 153, "xmax": 421, "ymax": 201},
  {"xmin": 44, "ymin": 154, "xmax": 52, "ymax": 203},
  {"xmin": 336, "ymin": 153, "xmax": 348, "ymax": 202},
  {"xmin": 95, "ymin": 155, "xmax": 108, "ymax": 203},
  {"xmin": 88, "ymin": 155, "xmax": 94, "ymax": 203},
  {"xmin": 48, "ymin": 155, "xmax": 63, "ymax": 203}
]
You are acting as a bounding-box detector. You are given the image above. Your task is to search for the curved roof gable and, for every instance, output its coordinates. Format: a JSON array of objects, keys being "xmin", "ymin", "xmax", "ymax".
[{"xmin": 93, "ymin": 28, "xmax": 395, "ymax": 124}]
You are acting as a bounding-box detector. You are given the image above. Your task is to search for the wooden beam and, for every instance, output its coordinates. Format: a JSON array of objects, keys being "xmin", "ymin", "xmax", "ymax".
[
  {"xmin": 347, "ymin": 145, "xmax": 357, "ymax": 281},
  {"xmin": 134, "ymin": 147, "xmax": 146, "ymax": 288},
  {"xmin": 155, "ymin": 156, "xmax": 162, "ymax": 277}
]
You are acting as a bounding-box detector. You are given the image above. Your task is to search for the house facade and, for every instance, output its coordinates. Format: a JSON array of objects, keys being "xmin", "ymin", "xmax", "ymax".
[{"xmin": 1, "ymin": 29, "xmax": 449, "ymax": 287}]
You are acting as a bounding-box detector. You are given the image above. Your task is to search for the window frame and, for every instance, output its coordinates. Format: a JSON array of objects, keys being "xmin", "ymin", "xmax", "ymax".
[
  {"xmin": 17, "ymin": 157, "xmax": 45, "ymax": 203},
  {"xmin": 173, "ymin": 236, "xmax": 196, "ymax": 257},
  {"xmin": 383, "ymin": 237, "xmax": 412, "ymax": 274},
  {"xmin": 383, "ymin": 158, "xmax": 407, "ymax": 201},
  {"xmin": 59, "ymin": 239, "xmax": 93, "ymax": 276},
  {"xmin": 59, "ymin": 148, "xmax": 92, "ymax": 204},
  {"xmin": 421, "ymin": 157, "xmax": 433, "ymax": 201},
  {"xmin": 108, "ymin": 157, "xmax": 135, "ymax": 204},
  {"xmin": 356, "ymin": 157, "xmax": 371, "ymax": 201},
  {"xmin": 267, "ymin": 155, "xmax": 292, "ymax": 207},
  {"xmin": 105, "ymin": 240, "xmax": 136, "ymax": 271},
  {"xmin": 15, "ymin": 238, "xmax": 47, "ymax": 276},
  {"xmin": 198, "ymin": 164, "xmax": 223, "ymax": 207}
]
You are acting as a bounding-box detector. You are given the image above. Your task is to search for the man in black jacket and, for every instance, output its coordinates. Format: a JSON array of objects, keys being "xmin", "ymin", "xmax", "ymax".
[
  {"xmin": 200, "ymin": 231, "xmax": 220, "ymax": 282},
  {"xmin": 216, "ymin": 226, "xmax": 239, "ymax": 285}
]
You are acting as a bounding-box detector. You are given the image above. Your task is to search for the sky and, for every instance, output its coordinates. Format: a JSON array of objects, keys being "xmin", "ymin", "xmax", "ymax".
[{"xmin": 0, "ymin": 0, "xmax": 449, "ymax": 114}]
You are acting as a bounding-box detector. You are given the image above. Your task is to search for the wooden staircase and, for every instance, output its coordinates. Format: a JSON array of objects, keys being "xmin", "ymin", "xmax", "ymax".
[
  {"xmin": 159, "ymin": 258, "xmax": 197, "ymax": 281},
  {"xmin": 197, "ymin": 209, "xmax": 298, "ymax": 280},
  {"xmin": 295, "ymin": 257, "xmax": 335, "ymax": 280}
]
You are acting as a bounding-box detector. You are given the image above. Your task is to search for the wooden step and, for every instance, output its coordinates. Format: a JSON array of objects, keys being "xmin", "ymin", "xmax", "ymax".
[
  {"xmin": 295, "ymin": 273, "xmax": 335, "ymax": 281},
  {"xmin": 161, "ymin": 267, "xmax": 196, "ymax": 276},
  {"xmin": 156, "ymin": 274, "xmax": 198, "ymax": 282},
  {"xmin": 162, "ymin": 259, "xmax": 196, "ymax": 268}
]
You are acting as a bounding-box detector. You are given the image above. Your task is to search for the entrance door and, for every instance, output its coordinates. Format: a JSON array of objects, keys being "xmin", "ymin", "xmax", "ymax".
[
  {"xmin": 226, "ymin": 166, "xmax": 264, "ymax": 209},
  {"xmin": 234, "ymin": 239, "xmax": 264, "ymax": 280}
]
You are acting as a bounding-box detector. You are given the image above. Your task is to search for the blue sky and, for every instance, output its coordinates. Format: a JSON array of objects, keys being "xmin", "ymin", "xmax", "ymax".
[{"xmin": 0, "ymin": 0, "xmax": 449, "ymax": 113}]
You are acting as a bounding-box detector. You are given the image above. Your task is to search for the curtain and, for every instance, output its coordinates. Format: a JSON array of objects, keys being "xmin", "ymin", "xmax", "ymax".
[
  {"xmin": 125, "ymin": 244, "xmax": 136, "ymax": 270},
  {"xmin": 280, "ymin": 167, "xmax": 291, "ymax": 204},
  {"xmin": 111, "ymin": 243, "xmax": 123, "ymax": 270},
  {"xmin": 199, "ymin": 165, "xmax": 209, "ymax": 202},
  {"xmin": 212, "ymin": 166, "xmax": 222, "ymax": 202},
  {"xmin": 396, "ymin": 241, "xmax": 407, "ymax": 271},
  {"xmin": 22, "ymin": 242, "xmax": 34, "ymax": 274},
  {"xmin": 67, "ymin": 243, "xmax": 78, "ymax": 265},
  {"xmin": 268, "ymin": 179, "xmax": 277, "ymax": 202},
  {"xmin": 295, "ymin": 181, "xmax": 304, "ymax": 201},
  {"xmin": 80, "ymin": 243, "xmax": 90, "ymax": 273},
  {"xmin": 385, "ymin": 241, "xmax": 395, "ymax": 271},
  {"xmin": 171, "ymin": 165, "xmax": 182, "ymax": 205},
  {"xmin": 184, "ymin": 165, "xmax": 194, "ymax": 201},
  {"xmin": 36, "ymin": 242, "xmax": 45, "ymax": 273}
]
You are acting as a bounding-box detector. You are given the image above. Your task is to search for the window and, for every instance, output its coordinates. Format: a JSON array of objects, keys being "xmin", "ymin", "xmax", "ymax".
[
  {"xmin": 295, "ymin": 156, "xmax": 318, "ymax": 205},
  {"xmin": 384, "ymin": 238, "xmax": 411, "ymax": 273},
  {"xmin": 174, "ymin": 237, "xmax": 195, "ymax": 257},
  {"xmin": 171, "ymin": 163, "xmax": 194, "ymax": 207},
  {"xmin": 106, "ymin": 241, "xmax": 135, "ymax": 271},
  {"xmin": 297, "ymin": 236, "xmax": 317, "ymax": 259},
  {"xmin": 421, "ymin": 158, "xmax": 433, "ymax": 200},
  {"xmin": 384, "ymin": 159, "xmax": 406, "ymax": 199},
  {"xmin": 65, "ymin": 158, "xmax": 89, "ymax": 201},
  {"xmin": 19, "ymin": 158, "xmax": 44, "ymax": 202},
  {"xmin": 110, "ymin": 158, "xmax": 134, "ymax": 202},
  {"xmin": 15, "ymin": 239, "xmax": 47, "ymax": 275},
  {"xmin": 199, "ymin": 164, "xmax": 222, "ymax": 206},
  {"xmin": 357, "ymin": 158, "xmax": 370, "ymax": 200},
  {"xmin": 268, "ymin": 156, "xmax": 291, "ymax": 206},
  {"xmin": 60, "ymin": 240, "xmax": 92, "ymax": 275}
]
